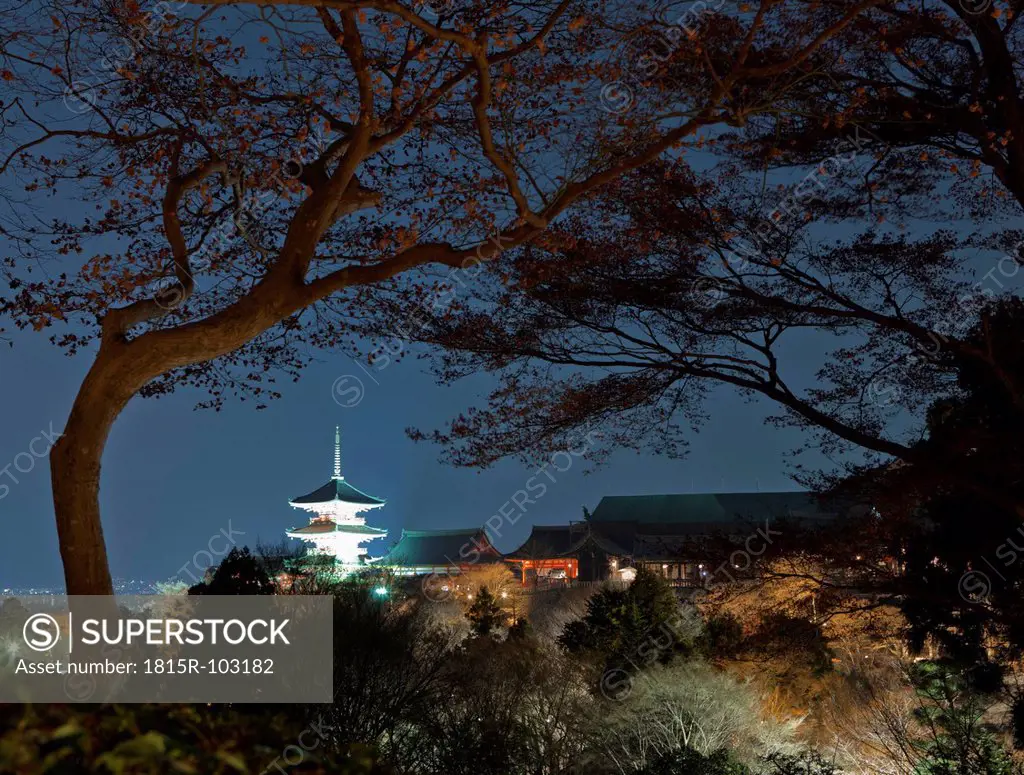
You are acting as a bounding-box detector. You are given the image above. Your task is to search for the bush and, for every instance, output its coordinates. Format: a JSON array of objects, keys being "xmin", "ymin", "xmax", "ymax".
[
  {"xmin": 594, "ymin": 661, "xmax": 798, "ymax": 769},
  {"xmin": 636, "ymin": 747, "xmax": 750, "ymax": 775},
  {"xmin": 764, "ymin": 752, "xmax": 840, "ymax": 774},
  {"xmin": 0, "ymin": 704, "xmax": 390, "ymax": 774},
  {"xmin": 698, "ymin": 613, "xmax": 745, "ymax": 659},
  {"xmin": 747, "ymin": 614, "xmax": 832, "ymax": 674}
]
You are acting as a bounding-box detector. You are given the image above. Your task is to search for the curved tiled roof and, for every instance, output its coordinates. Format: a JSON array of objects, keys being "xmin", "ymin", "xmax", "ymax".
[
  {"xmin": 504, "ymin": 491, "xmax": 843, "ymax": 562},
  {"xmin": 375, "ymin": 527, "xmax": 502, "ymax": 568},
  {"xmin": 290, "ymin": 477, "xmax": 386, "ymax": 507},
  {"xmin": 589, "ymin": 492, "xmax": 836, "ymax": 524},
  {"xmin": 503, "ymin": 525, "xmax": 578, "ymax": 559}
]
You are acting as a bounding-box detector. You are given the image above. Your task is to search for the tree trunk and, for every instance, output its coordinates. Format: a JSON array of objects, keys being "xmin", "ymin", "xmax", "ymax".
[
  {"xmin": 50, "ymin": 283, "xmax": 302, "ymax": 595},
  {"xmin": 50, "ymin": 345, "xmax": 141, "ymax": 595}
]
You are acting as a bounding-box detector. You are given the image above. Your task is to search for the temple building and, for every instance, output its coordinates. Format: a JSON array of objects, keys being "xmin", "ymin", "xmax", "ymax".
[
  {"xmin": 372, "ymin": 527, "xmax": 503, "ymax": 576},
  {"xmin": 285, "ymin": 427, "xmax": 388, "ymax": 573},
  {"xmin": 505, "ymin": 492, "xmax": 841, "ymax": 587}
]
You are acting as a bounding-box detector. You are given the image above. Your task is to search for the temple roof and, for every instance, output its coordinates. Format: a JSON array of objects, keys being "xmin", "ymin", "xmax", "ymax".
[
  {"xmin": 289, "ymin": 477, "xmax": 386, "ymax": 507},
  {"xmin": 562, "ymin": 527, "xmax": 631, "ymax": 558},
  {"xmin": 375, "ymin": 527, "xmax": 503, "ymax": 568},
  {"xmin": 589, "ymin": 492, "xmax": 836, "ymax": 525},
  {"xmin": 505, "ymin": 491, "xmax": 843, "ymax": 561},
  {"xmin": 504, "ymin": 525, "xmax": 580, "ymax": 559},
  {"xmin": 287, "ymin": 520, "xmax": 388, "ymax": 536}
]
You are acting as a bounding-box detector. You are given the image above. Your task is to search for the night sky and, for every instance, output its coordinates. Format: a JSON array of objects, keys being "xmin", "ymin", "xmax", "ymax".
[{"xmin": 0, "ymin": 324, "xmax": 822, "ymax": 588}]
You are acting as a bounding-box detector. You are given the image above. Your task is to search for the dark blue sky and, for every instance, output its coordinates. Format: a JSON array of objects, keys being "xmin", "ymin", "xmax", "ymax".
[{"xmin": 0, "ymin": 325, "xmax": 818, "ymax": 589}]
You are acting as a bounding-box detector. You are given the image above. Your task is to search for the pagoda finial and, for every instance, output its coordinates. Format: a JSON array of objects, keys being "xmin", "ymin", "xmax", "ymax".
[{"xmin": 333, "ymin": 425, "xmax": 343, "ymax": 479}]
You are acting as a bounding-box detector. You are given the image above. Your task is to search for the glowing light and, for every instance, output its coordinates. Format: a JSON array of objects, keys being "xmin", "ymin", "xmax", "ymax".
[{"xmin": 374, "ymin": 586, "xmax": 388, "ymax": 597}]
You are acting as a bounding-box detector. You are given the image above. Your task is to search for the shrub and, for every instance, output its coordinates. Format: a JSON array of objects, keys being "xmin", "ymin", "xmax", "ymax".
[
  {"xmin": 636, "ymin": 747, "xmax": 751, "ymax": 775},
  {"xmin": 698, "ymin": 613, "xmax": 745, "ymax": 659},
  {"xmin": 0, "ymin": 704, "xmax": 389, "ymax": 774}
]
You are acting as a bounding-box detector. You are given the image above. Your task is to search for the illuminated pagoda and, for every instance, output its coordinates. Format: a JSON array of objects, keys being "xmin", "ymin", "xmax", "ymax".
[{"xmin": 286, "ymin": 427, "xmax": 387, "ymax": 572}]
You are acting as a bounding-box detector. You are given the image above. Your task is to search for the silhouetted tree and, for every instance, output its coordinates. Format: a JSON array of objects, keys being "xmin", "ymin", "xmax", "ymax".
[
  {"xmin": 188, "ymin": 547, "xmax": 275, "ymax": 595},
  {"xmin": 0, "ymin": 0, "xmax": 889, "ymax": 594}
]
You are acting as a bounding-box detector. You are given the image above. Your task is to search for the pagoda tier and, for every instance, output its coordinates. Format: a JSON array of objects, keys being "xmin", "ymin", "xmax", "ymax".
[
  {"xmin": 286, "ymin": 427, "xmax": 387, "ymax": 569},
  {"xmin": 286, "ymin": 518, "xmax": 388, "ymax": 560},
  {"xmin": 289, "ymin": 477, "xmax": 385, "ymax": 522}
]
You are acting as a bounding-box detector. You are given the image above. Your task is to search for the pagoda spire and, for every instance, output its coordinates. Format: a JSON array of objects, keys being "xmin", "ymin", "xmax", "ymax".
[{"xmin": 333, "ymin": 425, "xmax": 342, "ymax": 479}]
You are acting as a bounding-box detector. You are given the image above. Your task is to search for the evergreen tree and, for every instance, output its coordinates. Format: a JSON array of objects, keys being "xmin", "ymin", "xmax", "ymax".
[
  {"xmin": 910, "ymin": 662, "xmax": 1015, "ymax": 775},
  {"xmin": 466, "ymin": 586, "xmax": 504, "ymax": 638},
  {"xmin": 559, "ymin": 567, "xmax": 689, "ymax": 679}
]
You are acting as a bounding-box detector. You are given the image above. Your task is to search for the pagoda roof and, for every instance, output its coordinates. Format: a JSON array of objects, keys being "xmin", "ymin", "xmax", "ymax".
[
  {"xmin": 287, "ymin": 520, "xmax": 388, "ymax": 536},
  {"xmin": 374, "ymin": 527, "xmax": 503, "ymax": 569},
  {"xmin": 289, "ymin": 477, "xmax": 386, "ymax": 508}
]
